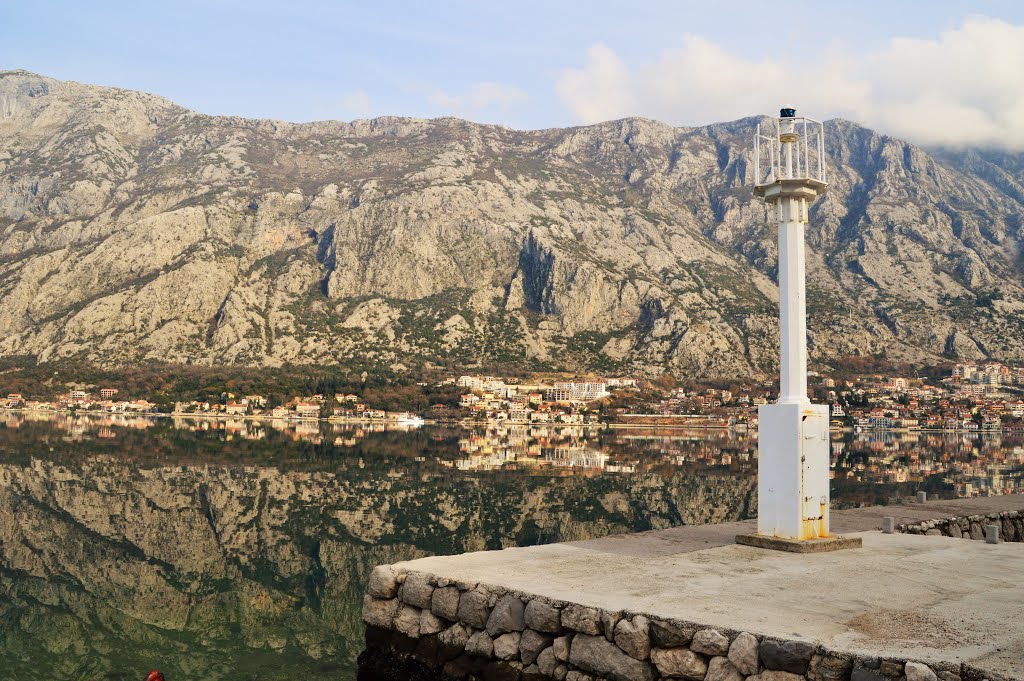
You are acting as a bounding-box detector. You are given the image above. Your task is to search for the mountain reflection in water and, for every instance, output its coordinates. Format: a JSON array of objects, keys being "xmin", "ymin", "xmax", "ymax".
[{"xmin": 0, "ymin": 414, "xmax": 1021, "ymax": 680}]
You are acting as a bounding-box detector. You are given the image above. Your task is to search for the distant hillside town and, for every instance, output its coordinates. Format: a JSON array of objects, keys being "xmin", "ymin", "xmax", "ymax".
[{"xmin": 3, "ymin": 362, "xmax": 1023, "ymax": 431}]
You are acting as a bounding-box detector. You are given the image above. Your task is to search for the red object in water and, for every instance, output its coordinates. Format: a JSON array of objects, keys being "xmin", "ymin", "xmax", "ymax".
[{"xmin": 144, "ymin": 672, "xmax": 165, "ymax": 681}]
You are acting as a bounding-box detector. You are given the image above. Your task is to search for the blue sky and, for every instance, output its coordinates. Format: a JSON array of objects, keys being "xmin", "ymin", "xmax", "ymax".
[{"xmin": 4, "ymin": 1, "xmax": 1024, "ymax": 146}]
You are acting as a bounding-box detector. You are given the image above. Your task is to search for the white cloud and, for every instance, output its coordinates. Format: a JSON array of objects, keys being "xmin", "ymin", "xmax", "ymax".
[
  {"xmin": 556, "ymin": 44, "xmax": 636, "ymax": 125},
  {"xmin": 339, "ymin": 90, "xmax": 373, "ymax": 119},
  {"xmin": 556, "ymin": 18, "xmax": 1024, "ymax": 149},
  {"xmin": 428, "ymin": 81, "xmax": 528, "ymax": 121}
]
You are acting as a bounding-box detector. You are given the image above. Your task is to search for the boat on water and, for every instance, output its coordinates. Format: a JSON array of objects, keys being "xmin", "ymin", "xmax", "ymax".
[{"xmin": 391, "ymin": 412, "xmax": 425, "ymax": 427}]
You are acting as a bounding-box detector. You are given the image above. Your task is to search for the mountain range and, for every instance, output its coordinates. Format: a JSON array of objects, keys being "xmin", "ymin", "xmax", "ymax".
[{"xmin": 2, "ymin": 70, "xmax": 1023, "ymax": 378}]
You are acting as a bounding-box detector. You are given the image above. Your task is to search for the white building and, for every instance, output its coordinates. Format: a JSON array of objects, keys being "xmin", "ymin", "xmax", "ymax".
[{"xmin": 553, "ymin": 382, "xmax": 608, "ymax": 402}]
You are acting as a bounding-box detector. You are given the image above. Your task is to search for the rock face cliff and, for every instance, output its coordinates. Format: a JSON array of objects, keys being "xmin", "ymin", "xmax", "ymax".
[{"xmin": 2, "ymin": 70, "xmax": 1023, "ymax": 376}]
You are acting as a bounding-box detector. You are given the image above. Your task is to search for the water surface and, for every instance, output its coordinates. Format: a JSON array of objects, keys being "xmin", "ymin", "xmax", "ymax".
[{"xmin": 0, "ymin": 414, "xmax": 1020, "ymax": 680}]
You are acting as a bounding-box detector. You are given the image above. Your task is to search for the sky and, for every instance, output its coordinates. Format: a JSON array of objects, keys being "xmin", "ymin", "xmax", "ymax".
[{"xmin": 3, "ymin": 1, "xmax": 1024, "ymax": 148}]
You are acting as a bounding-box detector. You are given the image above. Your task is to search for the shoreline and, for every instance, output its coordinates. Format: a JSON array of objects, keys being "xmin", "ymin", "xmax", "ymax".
[{"xmin": 2, "ymin": 408, "xmax": 1022, "ymax": 434}]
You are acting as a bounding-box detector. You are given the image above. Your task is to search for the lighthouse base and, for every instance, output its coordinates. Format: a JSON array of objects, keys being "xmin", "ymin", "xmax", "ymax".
[
  {"xmin": 734, "ymin": 533, "xmax": 862, "ymax": 553},
  {"xmin": 756, "ymin": 401, "xmax": 832, "ymax": 540}
]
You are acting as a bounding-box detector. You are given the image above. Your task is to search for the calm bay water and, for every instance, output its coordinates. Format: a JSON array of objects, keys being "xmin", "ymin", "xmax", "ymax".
[{"xmin": 0, "ymin": 413, "xmax": 1021, "ymax": 680}]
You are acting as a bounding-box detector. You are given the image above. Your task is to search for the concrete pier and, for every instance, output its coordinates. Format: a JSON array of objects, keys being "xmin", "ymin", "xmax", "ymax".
[{"xmin": 361, "ymin": 495, "xmax": 1024, "ymax": 681}]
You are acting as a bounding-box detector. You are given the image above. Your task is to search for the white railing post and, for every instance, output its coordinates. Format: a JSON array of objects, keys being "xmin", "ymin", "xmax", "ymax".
[
  {"xmin": 803, "ymin": 118, "xmax": 810, "ymax": 180},
  {"xmin": 755, "ymin": 124, "xmax": 760, "ymax": 185}
]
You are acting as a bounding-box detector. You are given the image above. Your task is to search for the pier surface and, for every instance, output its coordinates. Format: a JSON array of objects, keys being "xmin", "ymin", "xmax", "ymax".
[{"xmin": 394, "ymin": 495, "xmax": 1024, "ymax": 678}]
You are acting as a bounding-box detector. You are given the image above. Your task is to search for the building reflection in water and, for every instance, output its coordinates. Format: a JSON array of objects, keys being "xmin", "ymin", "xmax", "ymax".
[
  {"xmin": 451, "ymin": 422, "xmax": 1022, "ymax": 499},
  {"xmin": 0, "ymin": 413, "xmax": 1020, "ymax": 680},
  {"xmin": 2, "ymin": 413, "xmax": 1021, "ymax": 499}
]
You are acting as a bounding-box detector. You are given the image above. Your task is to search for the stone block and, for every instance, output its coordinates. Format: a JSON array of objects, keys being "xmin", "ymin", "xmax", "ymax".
[
  {"xmin": 421, "ymin": 609, "xmax": 447, "ymax": 635},
  {"xmin": 691, "ymin": 628, "xmax": 730, "ymax": 656},
  {"xmin": 553, "ymin": 634, "xmax": 572, "ymax": 662},
  {"xmin": 401, "ymin": 573, "xmax": 435, "ymax": 609},
  {"xmin": 553, "ymin": 663, "xmax": 568, "ymax": 681},
  {"xmin": 613, "ymin": 615, "xmax": 651, "ymax": 660},
  {"xmin": 394, "ymin": 603, "xmax": 422, "ymax": 639},
  {"xmin": 807, "ymin": 653, "xmax": 852, "ymax": 681},
  {"xmin": 467, "ymin": 630, "xmax": 495, "ymax": 657},
  {"xmin": 569, "ymin": 633, "xmax": 656, "ymax": 681},
  {"xmin": 706, "ymin": 656, "xmax": 744, "ymax": 681},
  {"xmin": 522, "ymin": 664, "xmax": 545, "ymax": 681},
  {"xmin": 565, "ymin": 672, "xmax": 592, "ymax": 681},
  {"xmin": 1002, "ymin": 518, "xmax": 1017, "ymax": 541},
  {"xmin": 525, "ymin": 600, "xmax": 563, "ymax": 633},
  {"xmin": 488, "ymin": 594, "xmax": 527, "ymax": 635},
  {"xmin": 602, "ymin": 611, "xmax": 621, "ymax": 642},
  {"xmin": 650, "ymin": 647, "xmax": 707, "ymax": 680},
  {"xmin": 882, "ymin": 516, "xmax": 895, "ymax": 533},
  {"xmin": 759, "ymin": 639, "xmax": 815, "ymax": 675},
  {"xmin": 459, "ymin": 589, "xmax": 492, "ymax": 629},
  {"xmin": 562, "ymin": 604, "xmax": 603, "ymax": 635},
  {"xmin": 648, "ymin": 619, "xmax": 693, "ymax": 648},
  {"xmin": 727, "ymin": 631, "xmax": 759, "ymax": 676},
  {"xmin": 432, "ymin": 586, "xmax": 461, "ymax": 620},
  {"xmin": 362, "ymin": 595, "xmax": 399, "ymax": 629},
  {"xmin": 367, "ymin": 565, "xmax": 400, "ymax": 598},
  {"xmin": 537, "ymin": 647, "xmax": 558, "ymax": 676},
  {"xmin": 879, "ymin": 660, "xmax": 903, "ymax": 678},
  {"xmin": 936, "ymin": 671, "xmax": 960, "ymax": 681},
  {"xmin": 439, "ymin": 623, "xmax": 471, "ymax": 659},
  {"xmin": 495, "ymin": 632, "xmax": 522, "ymax": 661},
  {"xmin": 520, "ymin": 629, "xmax": 552, "ymax": 665},
  {"xmin": 905, "ymin": 662, "xmax": 938, "ymax": 681}
]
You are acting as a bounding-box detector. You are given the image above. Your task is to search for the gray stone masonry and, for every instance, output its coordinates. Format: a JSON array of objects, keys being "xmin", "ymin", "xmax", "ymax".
[
  {"xmin": 526, "ymin": 600, "xmax": 563, "ymax": 633},
  {"xmin": 367, "ymin": 565, "xmax": 400, "ymax": 598},
  {"xmin": 759, "ymin": 640, "xmax": 815, "ymax": 675},
  {"xmin": 361, "ymin": 568, "xmax": 991, "ymax": 681},
  {"xmin": 488, "ymin": 594, "xmax": 527, "ymax": 635},
  {"xmin": 432, "ymin": 585, "xmax": 461, "ymax": 620},
  {"xmin": 562, "ymin": 604, "xmax": 602, "ymax": 635},
  {"xmin": 402, "ymin": 572, "xmax": 435, "ymax": 608},
  {"xmin": 896, "ymin": 510, "xmax": 1022, "ymax": 542},
  {"xmin": 520, "ymin": 629, "xmax": 552, "ymax": 665}
]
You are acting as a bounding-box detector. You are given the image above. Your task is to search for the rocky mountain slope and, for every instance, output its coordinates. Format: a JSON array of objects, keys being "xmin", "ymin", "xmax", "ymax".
[{"xmin": 1, "ymin": 70, "xmax": 1022, "ymax": 377}]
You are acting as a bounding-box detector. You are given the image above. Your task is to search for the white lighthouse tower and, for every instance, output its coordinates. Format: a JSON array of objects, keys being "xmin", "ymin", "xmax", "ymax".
[{"xmin": 737, "ymin": 109, "xmax": 860, "ymax": 551}]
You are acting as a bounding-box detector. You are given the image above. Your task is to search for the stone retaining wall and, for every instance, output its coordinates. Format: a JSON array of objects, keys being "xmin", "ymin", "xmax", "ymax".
[
  {"xmin": 895, "ymin": 510, "xmax": 1022, "ymax": 541},
  {"xmin": 359, "ymin": 565, "xmax": 1007, "ymax": 681}
]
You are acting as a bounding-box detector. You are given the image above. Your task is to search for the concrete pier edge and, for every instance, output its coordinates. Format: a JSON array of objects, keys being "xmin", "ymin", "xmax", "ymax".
[{"xmin": 360, "ymin": 495, "xmax": 1024, "ymax": 681}]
